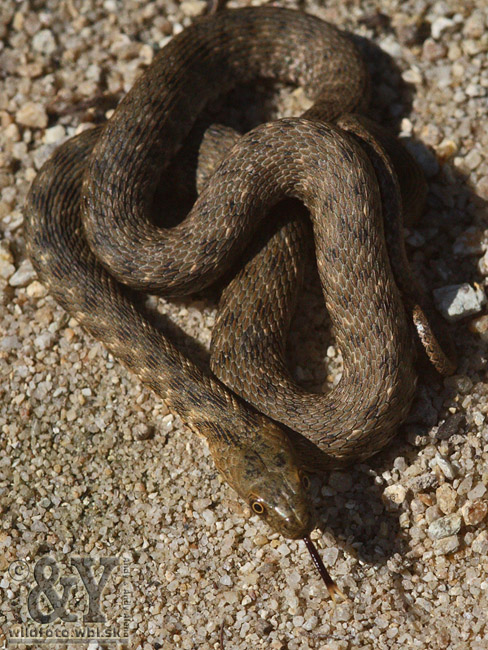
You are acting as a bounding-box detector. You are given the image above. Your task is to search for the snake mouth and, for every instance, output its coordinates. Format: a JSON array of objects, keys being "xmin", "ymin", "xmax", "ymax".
[{"xmin": 279, "ymin": 509, "xmax": 315, "ymax": 539}]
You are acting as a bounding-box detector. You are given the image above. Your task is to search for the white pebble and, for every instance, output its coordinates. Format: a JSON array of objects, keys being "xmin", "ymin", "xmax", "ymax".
[
  {"xmin": 467, "ymin": 482, "xmax": 487, "ymax": 501},
  {"xmin": 478, "ymin": 250, "xmax": 488, "ymax": 276},
  {"xmin": 0, "ymin": 258, "xmax": 15, "ymax": 280},
  {"xmin": 431, "ymin": 17, "xmax": 455, "ymax": 40},
  {"xmin": 201, "ymin": 509, "xmax": 216, "ymax": 526},
  {"xmin": 34, "ymin": 332, "xmax": 56, "ymax": 350},
  {"xmin": 219, "ymin": 573, "xmax": 232, "ymax": 586},
  {"xmin": 433, "ymin": 283, "xmax": 486, "ymax": 322},
  {"xmin": 1, "ymin": 335, "xmax": 20, "ymax": 351},
  {"xmin": 44, "ymin": 125, "xmax": 66, "ymax": 144},
  {"xmin": 434, "ymin": 456, "xmax": 457, "ymax": 480},
  {"xmin": 9, "ymin": 259, "xmax": 37, "ymax": 287},
  {"xmin": 472, "ymin": 531, "xmax": 488, "ymax": 554}
]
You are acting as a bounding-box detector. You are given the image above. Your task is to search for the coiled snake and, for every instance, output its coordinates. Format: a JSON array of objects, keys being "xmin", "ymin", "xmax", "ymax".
[{"xmin": 24, "ymin": 6, "xmax": 455, "ymax": 596}]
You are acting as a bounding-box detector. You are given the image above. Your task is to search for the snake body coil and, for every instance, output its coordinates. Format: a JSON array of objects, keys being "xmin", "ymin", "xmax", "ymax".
[{"xmin": 25, "ymin": 7, "xmax": 449, "ymax": 542}]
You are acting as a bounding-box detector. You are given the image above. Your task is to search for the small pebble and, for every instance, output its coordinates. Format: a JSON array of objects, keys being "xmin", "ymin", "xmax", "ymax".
[
  {"xmin": 452, "ymin": 228, "xmax": 487, "ymax": 257},
  {"xmin": 383, "ymin": 484, "xmax": 407, "ymax": 508},
  {"xmin": 15, "ymin": 102, "xmax": 48, "ymax": 129},
  {"xmin": 443, "ymin": 375, "xmax": 473, "ymax": 394},
  {"xmin": 463, "ymin": 11, "xmax": 485, "ymax": 39},
  {"xmin": 469, "ymin": 315, "xmax": 488, "ymax": 341},
  {"xmin": 471, "ymin": 531, "xmax": 488, "ymax": 555},
  {"xmin": 408, "ymin": 473, "xmax": 439, "ymax": 493},
  {"xmin": 434, "ymin": 534, "xmax": 460, "ymax": 556},
  {"xmin": 1, "ymin": 335, "xmax": 21, "ymax": 351},
  {"xmin": 43, "ymin": 125, "xmax": 66, "ymax": 144},
  {"xmin": 433, "ymin": 283, "xmax": 486, "ymax": 322},
  {"xmin": 9, "ymin": 259, "xmax": 37, "ymax": 287},
  {"xmin": 32, "ymin": 28, "xmax": 57, "ymax": 54},
  {"xmin": 436, "ymin": 138, "xmax": 458, "ymax": 162},
  {"xmin": 430, "ymin": 16, "xmax": 455, "ymax": 40},
  {"xmin": 428, "ymin": 514, "xmax": 462, "ymax": 540},
  {"xmin": 434, "ymin": 456, "xmax": 457, "ymax": 481},
  {"xmin": 467, "ymin": 482, "xmax": 487, "ymax": 501},
  {"xmin": 201, "ymin": 509, "xmax": 216, "ymax": 526},
  {"xmin": 477, "ymin": 250, "xmax": 488, "ymax": 276},
  {"xmin": 435, "ymin": 413, "xmax": 465, "ymax": 440},
  {"xmin": 435, "ymin": 483, "xmax": 457, "ymax": 514},
  {"xmin": 0, "ymin": 242, "xmax": 15, "ymax": 280},
  {"xmin": 462, "ymin": 500, "xmax": 488, "ymax": 526},
  {"xmin": 321, "ymin": 546, "xmax": 339, "ymax": 566},
  {"xmin": 180, "ymin": 0, "xmax": 207, "ymax": 17},
  {"xmin": 26, "ymin": 280, "xmax": 47, "ymax": 298}
]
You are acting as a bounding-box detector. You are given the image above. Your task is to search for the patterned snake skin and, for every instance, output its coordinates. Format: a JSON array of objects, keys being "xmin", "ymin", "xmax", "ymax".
[{"xmin": 24, "ymin": 7, "xmax": 454, "ymax": 541}]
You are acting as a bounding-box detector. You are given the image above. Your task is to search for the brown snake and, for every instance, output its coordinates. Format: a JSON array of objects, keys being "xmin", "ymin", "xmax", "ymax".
[{"xmin": 24, "ymin": 6, "xmax": 455, "ymax": 596}]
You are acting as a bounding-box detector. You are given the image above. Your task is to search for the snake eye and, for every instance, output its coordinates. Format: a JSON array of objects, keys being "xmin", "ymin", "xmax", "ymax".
[
  {"xmin": 251, "ymin": 500, "xmax": 266, "ymax": 515},
  {"xmin": 300, "ymin": 472, "xmax": 311, "ymax": 491}
]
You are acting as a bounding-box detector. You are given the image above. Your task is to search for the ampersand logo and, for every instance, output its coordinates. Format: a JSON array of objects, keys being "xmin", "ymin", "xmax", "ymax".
[{"xmin": 27, "ymin": 557, "xmax": 77, "ymax": 624}]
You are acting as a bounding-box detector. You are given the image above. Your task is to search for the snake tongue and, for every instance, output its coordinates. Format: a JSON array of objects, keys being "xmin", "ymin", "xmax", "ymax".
[{"xmin": 302, "ymin": 536, "xmax": 346, "ymax": 602}]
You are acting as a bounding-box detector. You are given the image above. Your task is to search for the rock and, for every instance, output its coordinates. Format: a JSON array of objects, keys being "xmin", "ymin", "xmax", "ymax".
[
  {"xmin": 422, "ymin": 38, "xmax": 446, "ymax": 61},
  {"xmin": 428, "ymin": 513, "xmax": 462, "ymax": 540},
  {"xmin": 180, "ymin": 0, "xmax": 207, "ymax": 17},
  {"xmin": 9, "ymin": 259, "xmax": 37, "ymax": 287},
  {"xmin": 26, "ymin": 280, "xmax": 47, "ymax": 298},
  {"xmin": 0, "ymin": 241, "xmax": 15, "ymax": 280},
  {"xmin": 43, "ymin": 125, "xmax": 66, "ymax": 144},
  {"xmin": 4, "ymin": 123, "xmax": 20, "ymax": 142},
  {"xmin": 430, "ymin": 17, "xmax": 455, "ymax": 40},
  {"xmin": 478, "ymin": 250, "xmax": 488, "ymax": 276},
  {"xmin": 435, "ymin": 413, "xmax": 465, "ymax": 440},
  {"xmin": 469, "ymin": 315, "xmax": 488, "ymax": 341},
  {"xmin": 434, "ymin": 456, "xmax": 457, "ymax": 481},
  {"xmin": 383, "ymin": 484, "xmax": 407, "ymax": 508},
  {"xmin": 463, "ymin": 11, "xmax": 486, "ymax": 39},
  {"xmin": 472, "ymin": 531, "xmax": 488, "ymax": 554},
  {"xmin": 452, "ymin": 227, "xmax": 487, "ymax": 256},
  {"xmin": 434, "ymin": 534, "xmax": 460, "ymax": 556},
  {"xmin": 435, "ymin": 483, "xmax": 457, "ymax": 514},
  {"xmin": 462, "ymin": 499, "xmax": 488, "ymax": 526},
  {"xmin": 34, "ymin": 332, "xmax": 56, "ymax": 350},
  {"xmin": 443, "ymin": 375, "xmax": 473, "ymax": 394},
  {"xmin": 433, "ymin": 283, "xmax": 486, "ymax": 322},
  {"xmin": 321, "ymin": 546, "xmax": 339, "ymax": 566},
  {"xmin": 436, "ymin": 138, "xmax": 458, "ymax": 162},
  {"xmin": 408, "ymin": 473, "xmax": 439, "ymax": 493},
  {"xmin": 467, "ymin": 482, "xmax": 487, "ymax": 501},
  {"xmin": 15, "ymin": 102, "xmax": 48, "ymax": 129},
  {"xmin": 1, "ymin": 335, "xmax": 21, "ymax": 351},
  {"xmin": 32, "ymin": 29, "xmax": 57, "ymax": 54},
  {"xmin": 464, "ymin": 149, "xmax": 482, "ymax": 170}
]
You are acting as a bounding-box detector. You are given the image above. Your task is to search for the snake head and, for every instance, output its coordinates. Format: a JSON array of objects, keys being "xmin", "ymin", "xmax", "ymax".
[
  {"xmin": 246, "ymin": 462, "xmax": 315, "ymax": 539},
  {"xmin": 214, "ymin": 420, "xmax": 316, "ymax": 539}
]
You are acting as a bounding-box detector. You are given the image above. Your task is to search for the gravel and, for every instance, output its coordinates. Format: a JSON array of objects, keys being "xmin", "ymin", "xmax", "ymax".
[{"xmin": 1, "ymin": 0, "xmax": 488, "ymax": 648}]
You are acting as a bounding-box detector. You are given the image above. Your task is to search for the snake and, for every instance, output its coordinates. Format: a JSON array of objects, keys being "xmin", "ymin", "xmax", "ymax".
[{"xmin": 24, "ymin": 6, "xmax": 455, "ymax": 597}]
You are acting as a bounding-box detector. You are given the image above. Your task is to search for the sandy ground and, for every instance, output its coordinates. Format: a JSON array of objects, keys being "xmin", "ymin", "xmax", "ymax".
[{"xmin": 1, "ymin": 0, "xmax": 488, "ymax": 648}]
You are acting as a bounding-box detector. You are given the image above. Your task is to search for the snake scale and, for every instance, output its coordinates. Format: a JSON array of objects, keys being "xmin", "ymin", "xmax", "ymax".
[{"xmin": 24, "ymin": 6, "xmax": 455, "ymax": 591}]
